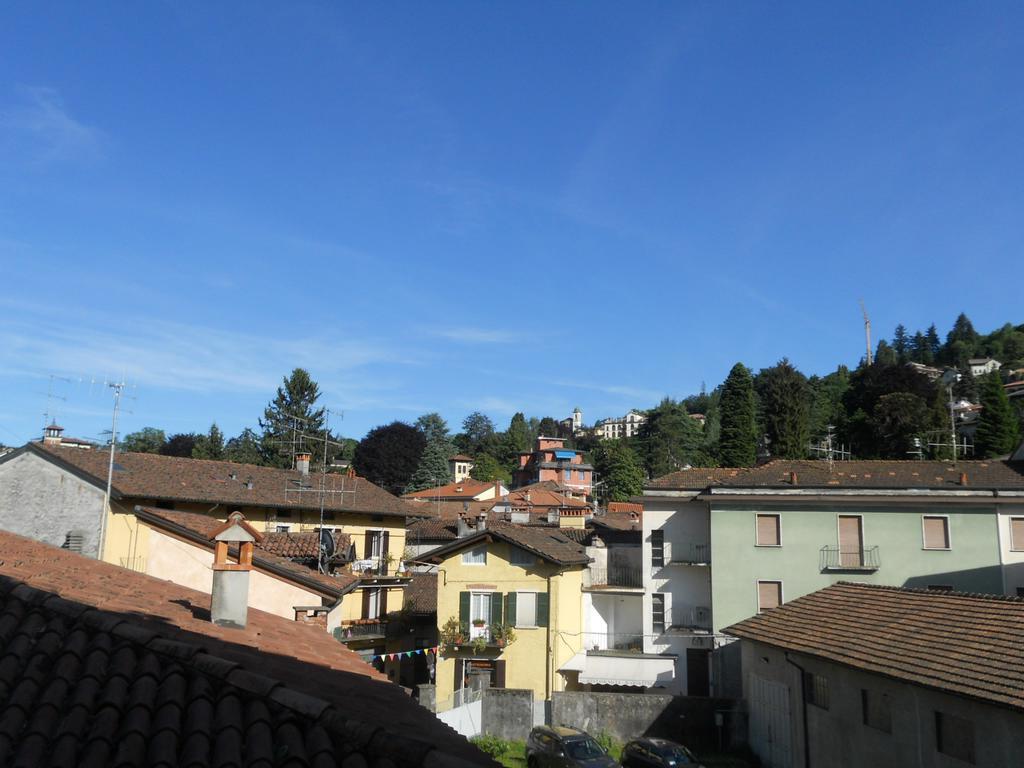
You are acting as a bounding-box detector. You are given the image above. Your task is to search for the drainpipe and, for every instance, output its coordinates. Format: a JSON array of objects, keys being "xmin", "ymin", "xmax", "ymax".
[
  {"xmin": 784, "ymin": 652, "xmax": 811, "ymax": 768},
  {"xmin": 546, "ymin": 572, "xmax": 553, "ymax": 701}
]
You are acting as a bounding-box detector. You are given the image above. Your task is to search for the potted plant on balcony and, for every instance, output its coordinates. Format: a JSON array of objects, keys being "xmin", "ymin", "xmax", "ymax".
[
  {"xmin": 491, "ymin": 622, "xmax": 516, "ymax": 649},
  {"xmin": 471, "ymin": 618, "xmax": 486, "ymax": 628},
  {"xmin": 471, "ymin": 635, "xmax": 489, "ymax": 654},
  {"xmin": 440, "ymin": 617, "xmax": 466, "ymax": 652}
]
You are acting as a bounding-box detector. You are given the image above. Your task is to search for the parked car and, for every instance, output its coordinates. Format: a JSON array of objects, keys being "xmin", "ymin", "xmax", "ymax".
[
  {"xmin": 525, "ymin": 725, "xmax": 620, "ymax": 768},
  {"xmin": 620, "ymin": 738, "xmax": 704, "ymax": 768}
]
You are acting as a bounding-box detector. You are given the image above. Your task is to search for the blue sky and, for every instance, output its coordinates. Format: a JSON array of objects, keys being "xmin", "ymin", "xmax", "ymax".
[{"xmin": 2, "ymin": 2, "xmax": 1023, "ymax": 446}]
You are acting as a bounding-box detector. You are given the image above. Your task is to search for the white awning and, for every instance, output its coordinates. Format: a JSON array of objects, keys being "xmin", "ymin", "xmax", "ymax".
[{"xmin": 559, "ymin": 652, "xmax": 675, "ymax": 688}]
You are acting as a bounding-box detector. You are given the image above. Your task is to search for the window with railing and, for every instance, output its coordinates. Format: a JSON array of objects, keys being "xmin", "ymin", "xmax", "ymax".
[{"xmin": 586, "ymin": 565, "xmax": 643, "ymax": 588}]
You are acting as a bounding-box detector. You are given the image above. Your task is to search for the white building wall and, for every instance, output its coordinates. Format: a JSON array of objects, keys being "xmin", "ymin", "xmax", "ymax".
[{"xmin": 642, "ymin": 493, "xmax": 715, "ymax": 694}]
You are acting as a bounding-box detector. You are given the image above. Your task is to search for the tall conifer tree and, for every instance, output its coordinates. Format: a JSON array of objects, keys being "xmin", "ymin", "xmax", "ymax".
[
  {"xmin": 718, "ymin": 363, "xmax": 758, "ymax": 466},
  {"xmin": 976, "ymin": 371, "xmax": 1021, "ymax": 458}
]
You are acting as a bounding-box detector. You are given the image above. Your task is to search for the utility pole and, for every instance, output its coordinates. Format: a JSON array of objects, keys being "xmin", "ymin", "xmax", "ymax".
[
  {"xmin": 98, "ymin": 381, "xmax": 125, "ymax": 562},
  {"xmin": 860, "ymin": 300, "xmax": 873, "ymax": 365}
]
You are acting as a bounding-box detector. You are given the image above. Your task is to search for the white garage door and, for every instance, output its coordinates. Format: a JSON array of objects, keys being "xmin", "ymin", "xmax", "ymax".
[{"xmin": 748, "ymin": 674, "xmax": 793, "ymax": 768}]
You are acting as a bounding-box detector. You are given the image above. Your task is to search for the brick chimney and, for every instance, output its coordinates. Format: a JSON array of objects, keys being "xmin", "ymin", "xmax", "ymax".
[
  {"xmin": 209, "ymin": 511, "xmax": 263, "ymax": 629},
  {"xmin": 295, "ymin": 452, "xmax": 311, "ymax": 476}
]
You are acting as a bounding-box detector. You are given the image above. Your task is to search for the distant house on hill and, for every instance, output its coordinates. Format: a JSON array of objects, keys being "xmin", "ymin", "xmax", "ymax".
[{"xmin": 969, "ymin": 357, "xmax": 1002, "ymax": 377}]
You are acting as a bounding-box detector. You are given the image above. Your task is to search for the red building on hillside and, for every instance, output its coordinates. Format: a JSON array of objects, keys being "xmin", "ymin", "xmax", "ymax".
[{"xmin": 513, "ymin": 436, "xmax": 593, "ymax": 498}]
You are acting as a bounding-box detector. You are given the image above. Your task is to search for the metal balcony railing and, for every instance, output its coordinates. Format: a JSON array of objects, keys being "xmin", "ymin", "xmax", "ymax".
[
  {"xmin": 666, "ymin": 542, "xmax": 711, "ymax": 565},
  {"xmin": 820, "ymin": 545, "xmax": 880, "ymax": 571},
  {"xmin": 585, "ymin": 565, "xmax": 644, "ymax": 589},
  {"xmin": 670, "ymin": 606, "xmax": 712, "ymax": 633},
  {"xmin": 336, "ymin": 620, "xmax": 388, "ymax": 640}
]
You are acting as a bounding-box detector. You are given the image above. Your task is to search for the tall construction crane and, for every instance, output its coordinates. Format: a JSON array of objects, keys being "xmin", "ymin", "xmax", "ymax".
[{"xmin": 860, "ymin": 300, "xmax": 873, "ymax": 365}]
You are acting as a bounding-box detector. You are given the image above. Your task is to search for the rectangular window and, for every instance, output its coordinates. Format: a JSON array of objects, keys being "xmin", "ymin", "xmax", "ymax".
[
  {"xmin": 276, "ymin": 525, "xmax": 291, "ymax": 533},
  {"xmin": 652, "ymin": 593, "xmax": 665, "ymax": 633},
  {"xmin": 516, "ymin": 592, "xmax": 538, "ymax": 627},
  {"xmin": 470, "ymin": 592, "xmax": 491, "ymax": 624},
  {"xmin": 1011, "ymin": 518, "xmax": 1024, "ymax": 551},
  {"xmin": 803, "ymin": 672, "xmax": 830, "ymax": 710},
  {"xmin": 923, "ymin": 516, "xmax": 950, "ymax": 550},
  {"xmin": 756, "ymin": 514, "xmax": 781, "ymax": 546},
  {"xmin": 758, "ymin": 581, "xmax": 783, "ymax": 612},
  {"xmin": 651, "ymin": 530, "xmax": 665, "ymax": 567},
  {"xmin": 861, "ymin": 689, "xmax": 892, "ymax": 733},
  {"xmin": 509, "ymin": 547, "xmax": 534, "ymax": 567},
  {"xmin": 462, "ymin": 546, "xmax": 487, "ymax": 565},
  {"xmin": 936, "ymin": 712, "xmax": 975, "ymax": 763},
  {"xmin": 838, "ymin": 515, "xmax": 865, "ymax": 567}
]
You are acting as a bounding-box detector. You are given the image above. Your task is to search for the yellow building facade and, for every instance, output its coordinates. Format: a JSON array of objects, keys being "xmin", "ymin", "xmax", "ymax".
[{"xmin": 427, "ymin": 526, "xmax": 588, "ymax": 711}]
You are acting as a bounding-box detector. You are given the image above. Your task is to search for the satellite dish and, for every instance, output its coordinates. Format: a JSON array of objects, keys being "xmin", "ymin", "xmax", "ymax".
[{"xmin": 319, "ymin": 528, "xmax": 335, "ymax": 559}]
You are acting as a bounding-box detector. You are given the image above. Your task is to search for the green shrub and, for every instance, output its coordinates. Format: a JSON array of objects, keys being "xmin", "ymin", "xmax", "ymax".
[{"xmin": 471, "ymin": 735, "xmax": 516, "ymax": 758}]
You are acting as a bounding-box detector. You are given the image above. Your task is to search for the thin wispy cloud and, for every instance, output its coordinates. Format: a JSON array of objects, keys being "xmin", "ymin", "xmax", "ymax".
[
  {"xmin": 427, "ymin": 327, "xmax": 520, "ymax": 344},
  {"xmin": 0, "ymin": 86, "xmax": 103, "ymax": 165},
  {"xmin": 551, "ymin": 379, "xmax": 664, "ymax": 404},
  {"xmin": 0, "ymin": 311, "xmax": 404, "ymax": 399}
]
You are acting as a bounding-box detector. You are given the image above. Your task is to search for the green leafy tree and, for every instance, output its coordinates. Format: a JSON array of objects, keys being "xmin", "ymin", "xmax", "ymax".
[
  {"xmin": 718, "ymin": 363, "xmax": 758, "ymax": 467},
  {"xmin": 808, "ymin": 366, "xmax": 851, "ymax": 441},
  {"xmin": 224, "ymin": 428, "xmax": 264, "ymax": 465},
  {"xmin": 469, "ymin": 453, "xmax": 511, "ymax": 485},
  {"xmin": 461, "ymin": 412, "xmax": 496, "ymax": 454},
  {"xmin": 537, "ymin": 417, "xmax": 560, "ymax": 438},
  {"xmin": 415, "ymin": 413, "xmax": 451, "ymax": 446},
  {"xmin": 975, "ymin": 371, "xmax": 1021, "ymax": 458},
  {"xmin": 872, "ymin": 392, "xmax": 930, "ymax": 458},
  {"xmin": 873, "ymin": 340, "xmax": 898, "ymax": 367},
  {"xmin": 352, "ymin": 422, "xmax": 426, "ymax": 495},
  {"xmin": 755, "ymin": 359, "xmax": 811, "ymax": 459},
  {"xmin": 842, "ymin": 363, "xmax": 936, "ymax": 457},
  {"xmin": 121, "ymin": 427, "xmax": 166, "ymax": 454},
  {"xmin": 594, "ymin": 440, "xmax": 645, "ymax": 502},
  {"xmin": 506, "ymin": 412, "xmax": 531, "ymax": 454},
  {"xmin": 192, "ymin": 423, "xmax": 225, "ymax": 460},
  {"xmin": 892, "ymin": 325, "xmax": 910, "ymax": 362},
  {"xmin": 405, "ymin": 439, "xmax": 455, "ymax": 493},
  {"xmin": 161, "ymin": 433, "xmax": 199, "ymax": 458},
  {"xmin": 259, "ymin": 368, "xmax": 327, "ymax": 468},
  {"xmin": 638, "ymin": 398, "xmax": 708, "ymax": 478}
]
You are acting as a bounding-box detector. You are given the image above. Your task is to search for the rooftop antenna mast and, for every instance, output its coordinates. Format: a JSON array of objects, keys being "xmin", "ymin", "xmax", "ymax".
[
  {"xmin": 860, "ymin": 300, "xmax": 873, "ymax": 366},
  {"xmin": 40, "ymin": 374, "xmax": 74, "ymax": 432},
  {"xmin": 97, "ymin": 380, "xmax": 126, "ymax": 562}
]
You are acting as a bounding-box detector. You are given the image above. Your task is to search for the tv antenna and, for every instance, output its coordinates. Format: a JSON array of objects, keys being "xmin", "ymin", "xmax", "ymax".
[
  {"xmin": 39, "ymin": 374, "xmax": 74, "ymax": 432},
  {"xmin": 97, "ymin": 381, "xmax": 126, "ymax": 561},
  {"xmin": 808, "ymin": 425, "xmax": 851, "ymax": 471}
]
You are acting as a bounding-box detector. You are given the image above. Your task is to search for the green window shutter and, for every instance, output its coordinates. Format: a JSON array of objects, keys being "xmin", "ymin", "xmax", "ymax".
[
  {"xmin": 490, "ymin": 592, "xmax": 503, "ymax": 624},
  {"xmin": 505, "ymin": 592, "xmax": 517, "ymax": 627},
  {"xmin": 537, "ymin": 592, "xmax": 550, "ymax": 627},
  {"xmin": 459, "ymin": 591, "xmax": 471, "ymax": 625}
]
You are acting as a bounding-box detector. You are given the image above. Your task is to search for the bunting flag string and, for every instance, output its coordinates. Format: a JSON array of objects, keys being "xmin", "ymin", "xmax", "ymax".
[{"xmin": 371, "ymin": 646, "xmax": 438, "ymax": 662}]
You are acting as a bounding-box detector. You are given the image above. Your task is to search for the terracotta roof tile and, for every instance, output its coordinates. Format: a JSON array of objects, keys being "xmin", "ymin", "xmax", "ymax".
[
  {"xmin": 403, "ymin": 574, "xmax": 437, "ymax": 616},
  {"xmin": 25, "ymin": 443, "xmax": 419, "ymax": 518},
  {"xmin": 724, "ymin": 582, "xmax": 1024, "ymax": 712},
  {"xmin": 714, "ymin": 459, "xmax": 1024, "ymax": 489},
  {"xmin": 402, "ymin": 479, "xmax": 496, "ymax": 500},
  {"xmin": 0, "ymin": 531, "xmax": 491, "ymax": 766},
  {"xmin": 646, "ymin": 467, "xmax": 752, "ymax": 490},
  {"xmin": 424, "ymin": 522, "xmax": 589, "ymax": 566}
]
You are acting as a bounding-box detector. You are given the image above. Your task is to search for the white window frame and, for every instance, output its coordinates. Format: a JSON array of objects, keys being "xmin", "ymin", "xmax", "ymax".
[
  {"xmin": 462, "ymin": 545, "xmax": 487, "ymax": 566},
  {"xmin": 922, "ymin": 515, "xmax": 952, "ymax": 551},
  {"xmin": 755, "ymin": 513, "xmax": 782, "ymax": 547},
  {"xmin": 470, "ymin": 591, "xmax": 492, "ymax": 638},
  {"xmin": 515, "ymin": 591, "xmax": 539, "ymax": 628}
]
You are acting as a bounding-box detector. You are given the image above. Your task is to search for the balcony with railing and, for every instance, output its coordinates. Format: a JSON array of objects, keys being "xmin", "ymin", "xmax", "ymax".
[
  {"xmin": 665, "ymin": 542, "xmax": 711, "ymax": 566},
  {"xmin": 335, "ymin": 619, "xmax": 388, "ymax": 642},
  {"xmin": 668, "ymin": 606, "xmax": 712, "ymax": 634},
  {"xmin": 583, "ymin": 565, "xmax": 644, "ymax": 591},
  {"xmin": 349, "ymin": 557, "xmax": 412, "ymax": 580},
  {"xmin": 819, "ymin": 545, "xmax": 880, "ymax": 572}
]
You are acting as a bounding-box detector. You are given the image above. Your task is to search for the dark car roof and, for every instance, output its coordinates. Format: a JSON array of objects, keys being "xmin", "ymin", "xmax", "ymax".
[
  {"xmin": 535, "ymin": 725, "xmax": 587, "ymax": 738},
  {"xmin": 628, "ymin": 737, "xmax": 687, "ymax": 749}
]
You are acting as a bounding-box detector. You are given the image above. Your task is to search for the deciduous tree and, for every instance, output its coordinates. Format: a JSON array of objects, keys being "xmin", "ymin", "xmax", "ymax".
[
  {"xmin": 121, "ymin": 427, "xmax": 166, "ymax": 454},
  {"xmin": 352, "ymin": 422, "xmax": 426, "ymax": 495}
]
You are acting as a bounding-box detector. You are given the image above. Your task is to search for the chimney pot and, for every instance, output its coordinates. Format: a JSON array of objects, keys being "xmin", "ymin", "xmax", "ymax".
[
  {"xmin": 210, "ymin": 511, "xmax": 261, "ymax": 629},
  {"xmin": 960, "ymin": 472, "xmax": 968, "ymax": 486},
  {"xmin": 789, "ymin": 471, "xmax": 798, "ymax": 485},
  {"xmin": 296, "ymin": 453, "xmax": 311, "ymax": 476}
]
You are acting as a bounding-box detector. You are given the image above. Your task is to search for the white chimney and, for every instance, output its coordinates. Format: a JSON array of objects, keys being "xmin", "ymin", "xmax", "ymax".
[
  {"xmin": 209, "ymin": 511, "xmax": 262, "ymax": 629},
  {"xmin": 296, "ymin": 452, "xmax": 311, "ymax": 476}
]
